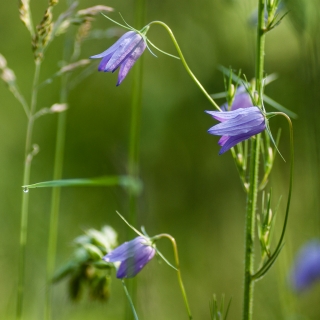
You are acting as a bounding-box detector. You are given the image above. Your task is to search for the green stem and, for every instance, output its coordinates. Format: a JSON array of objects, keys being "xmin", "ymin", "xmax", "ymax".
[
  {"xmin": 122, "ymin": 280, "xmax": 139, "ymax": 320},
  {"xmin": 242, "ymin": 135, "xmax": 260, "ymax": 320},
  {"xmin": 126, "ymin": 0, "xmax": 146, "ymax": 319},
  {"xmin": 148, "ymin": 21, "xmax": 221, "ymax": 111},
  {"xmin": 45, "ymin": 26, "xmax": 73, "ymax": 319},
  {"xmin": 16, "ymin": 59, "xmax": 41, "ymax": 320},
  {"xmin": 44, "ymin": 78, "xmax": 68, "ymax": 320},
  {"xmin": 242, "ymin": 0, "xmax": 265, "ymax": 319},
  {"xmin": 155, "ymin": 234, "xmax": 192, "ymax": 320}
]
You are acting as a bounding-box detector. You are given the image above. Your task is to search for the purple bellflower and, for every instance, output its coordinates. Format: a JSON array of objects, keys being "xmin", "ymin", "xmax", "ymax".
[
  {"xmin": 206, "ymin": 87, "xmax": 266, "ymax": 154},
  {"xmin": 103, "ymin": 236, "xmax": 155, "ymax": 279},
  {"xmin": 90, "ymin": 30, "xmax": 147, "ymax": 86},
  {"xmin": 290, "ymin": 240, "xmax": 320, "ymax": 292},
  {"xmin": 221, "ymin": 85, "xmax": 254, "ymax": 111}
]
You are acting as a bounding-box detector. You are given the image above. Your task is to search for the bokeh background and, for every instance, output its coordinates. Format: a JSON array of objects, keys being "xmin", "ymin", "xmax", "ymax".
[{"xmin": 1, "ymin": 0, "xmax": 320, "ymax": 319}]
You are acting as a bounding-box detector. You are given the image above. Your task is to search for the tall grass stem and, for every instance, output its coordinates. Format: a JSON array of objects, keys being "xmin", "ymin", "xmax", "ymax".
[
  {"xmin": 17, "ymin": 59, "xmax": 41, "ymax": 320},
  {"xmin": 126, "ymin": 0, "xmax": 146, "ymax": 318}
]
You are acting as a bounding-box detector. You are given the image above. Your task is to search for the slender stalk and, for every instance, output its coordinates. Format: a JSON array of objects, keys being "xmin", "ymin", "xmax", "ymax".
[
  {"xmin": 242, "ymin": 0, "xmax": 265, "ymax": 319},
  {"xmin": 155, "ymin": 234, "xmax": 192, "ymax": 320},
  {"xmin": 44, "ymin": 79, "xmax": 68, "ymax": 320},
  {"xmin": 242, "ymin": 135, "xmax": 260, "ymax": 320},
  {"xmin": 45, "ymin": 30, "xmax": 73, "ymax": 320},
  {"xmin": 16, "ymin": 59, "xmax": 41, "ymax": 320},
  {"xmin": 126, "ymin": 0, "xmax": 146, "ymax": 319},
  {"xmin": 122, "ymin": 280, "xmax": 139, "ymax": 320},
  {"xmin": 148, "ymin": 21, "xmax": 221, "ymax": 111}
]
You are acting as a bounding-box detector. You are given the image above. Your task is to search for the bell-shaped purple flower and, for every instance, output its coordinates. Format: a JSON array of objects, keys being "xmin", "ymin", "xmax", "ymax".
[
  {"xmin": 290, "ymin": 240, "xmax": 320, "ymax": 292},
  {"xmin": 221, "ymin": 85, "xmax": 254, "ymax": 111},
  {"xmin": 206, "ymin": 106, "xmax": 266, "ymax": 155},
  {"xmin": 103, "ymin": 236, "xmax": 155, "ymax": 279},
  {"xmin": 90, "ymin": 31, "xmax": 146, "ymax": 86}
]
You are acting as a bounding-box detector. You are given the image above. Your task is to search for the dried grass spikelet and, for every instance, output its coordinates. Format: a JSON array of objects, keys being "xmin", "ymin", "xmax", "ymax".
[
  {"xmin": 60, "ymin": 59, "xmax": 91, "ymax": 73},
  {"xmin": 0, "ymin": 54, "xmax": 7, "ymax": 70},
  {"xmin": 19, "ymin": 0, "xmax": 34, "ymax": 35},
  {"xmin": 77, "ymin": 5, "xmax": 113, "ymax": 17},
  {"xmin": 76, "ymin": 19, "xmax": 92, "ymax": 44},
  {"xmin": 1, "ymin": 68, "xmax": 16, "ymax": 84},
  {"xmin": 49, "ymin": 0, "xmax": 59, "ymax": 6}
]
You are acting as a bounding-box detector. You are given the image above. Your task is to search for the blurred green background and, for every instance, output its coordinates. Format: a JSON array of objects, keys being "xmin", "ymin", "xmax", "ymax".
[{"xmin": 1, "ymin": 0, "xmax": 320, "ymax": 319}]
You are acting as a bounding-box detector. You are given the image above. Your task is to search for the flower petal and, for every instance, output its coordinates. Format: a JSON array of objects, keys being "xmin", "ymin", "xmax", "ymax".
[
  {"xmin": 291, "ymin": 241, "xmax": 320, "ymax": 291},
  {"xmin": 116, "ymin": 246, "xmax": 155, "ymax": 278},
  {"xmin": 104, "ymin": 33, "xmax": 143, "ymax": 73},
  {"xmin": 90, "ymin": 31, "xmax": 136, "ymax": 59},
  {"xmin": 218, "ymin": 126, "xmax": 265, "ymax": 154},
  {"xmin": 97, "ymin": 52, "xmax": 114, "ymax": 71},
  {"xmin": 116, "ymin": 40, "xmax": 147, "ymax": 86},
  {"xmin": 221, "ymin": 85, "xmax": 253, "ymax": 111},
  {"xmin": 103, "ymin": 236, "xmax": 147, "ymax": 262}
]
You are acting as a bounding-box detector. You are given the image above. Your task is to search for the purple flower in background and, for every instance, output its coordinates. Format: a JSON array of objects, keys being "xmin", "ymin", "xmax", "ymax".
[
  {"xmin": 90, "ymin": 31, "xmax": 146, "ymax": 86},
  {"xmin": 103, "ymin": 236, "xmax": 155, "ymax": 279},
  {"xmin": 206, "ymin": 106, "xmax": 266, "ymax": 155},
  {"xmin": 290, "ymin": 240, "xmax": 320, "ymax": 292},
  {"xmin": 221, "ymin": 85, "xmax": 254, "ymax": 111}
]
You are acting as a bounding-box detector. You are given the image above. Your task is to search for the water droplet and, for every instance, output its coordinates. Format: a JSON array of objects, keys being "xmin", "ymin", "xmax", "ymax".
[{"xmin": 23, "ymin": 187, "xmax": 29, "ymax": 193}]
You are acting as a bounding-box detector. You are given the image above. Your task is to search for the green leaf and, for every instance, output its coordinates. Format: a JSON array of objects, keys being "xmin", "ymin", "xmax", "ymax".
[{"xmin": 22, "ymin": 175, "xmax": 142, "ymax": 194}]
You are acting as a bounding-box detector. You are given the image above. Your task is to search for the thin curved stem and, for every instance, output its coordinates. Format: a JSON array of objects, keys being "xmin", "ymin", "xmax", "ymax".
[
  {"xmin": 17, "ymin": 59, "xmax": 41, "ymax": 320},
  {"xmin": 155, "ymin": 234, "xmax": 192, "ymax": 320},
  {"xmin": 147, "ymin": 21, "xmax": 221, "ymax": 111}
]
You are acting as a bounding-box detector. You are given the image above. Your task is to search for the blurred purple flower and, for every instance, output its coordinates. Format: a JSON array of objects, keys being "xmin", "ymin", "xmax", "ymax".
[
  {"xmin": 206, "ymin": 106, "xmax": 266, "ymax": 155},
  {"xmin": 103, "ymin": 236, "xmax": 155, "ymax": 279},
  {"xmin": 290, "ymin": 240, "xmax": 320, "ymax": 292},
  {"xmin": 90, "ymin": 31, "xmax": 146, "ymax": 86},
  {"xmin": 221, "ymin": 86, "xmax": 254, "ymax": 111}
]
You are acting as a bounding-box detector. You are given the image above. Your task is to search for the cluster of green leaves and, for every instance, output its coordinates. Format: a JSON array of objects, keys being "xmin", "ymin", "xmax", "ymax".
[{"xmin": 53, "ymin": 226, "xmax": 118, "ymax": 301}]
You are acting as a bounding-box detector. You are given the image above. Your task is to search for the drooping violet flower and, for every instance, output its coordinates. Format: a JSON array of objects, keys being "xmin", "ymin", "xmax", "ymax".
[
  {"xmin": 90, "ymin": 30, "xmax": 147, "ymax": 86},
  {"xmin": 221, "ymin": 85, "xmax": 254, "ymax": 111},
  {"xmin": 206, "ymin": 106, "xmax": 266, "ymax": 155},
  {"xmin": 103, "ymin": 236, "xmax": 155, "ymax": 279},
  {"xmin": 290, "ymin": 240, "xmax": 320, "ymax": 292}
]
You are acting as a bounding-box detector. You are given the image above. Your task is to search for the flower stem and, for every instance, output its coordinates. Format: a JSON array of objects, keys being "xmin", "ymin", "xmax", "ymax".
[
  {"xmin": 156, "ymin": 234, "xmax": 193, "ymax": 320},
  {"xmin": 242, "ymin": 135, "xmax": 260, "ymax": 320},
  {"xmin": 148, "ymin": 21, "xmax": 221, "ymax": 111},
  {"xmin": 242, "ymin": 0, "xmax": 265, "ymax": 319},
  {"xmin": 16, "ymin": 59, "xmax": 41, "ymax": 320}
]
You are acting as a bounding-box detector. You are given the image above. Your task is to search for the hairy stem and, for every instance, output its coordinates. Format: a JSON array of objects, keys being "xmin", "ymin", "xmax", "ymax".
[{"xmin": 242, "ymin": 0, "xmax": 265, "ymax": 319}]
